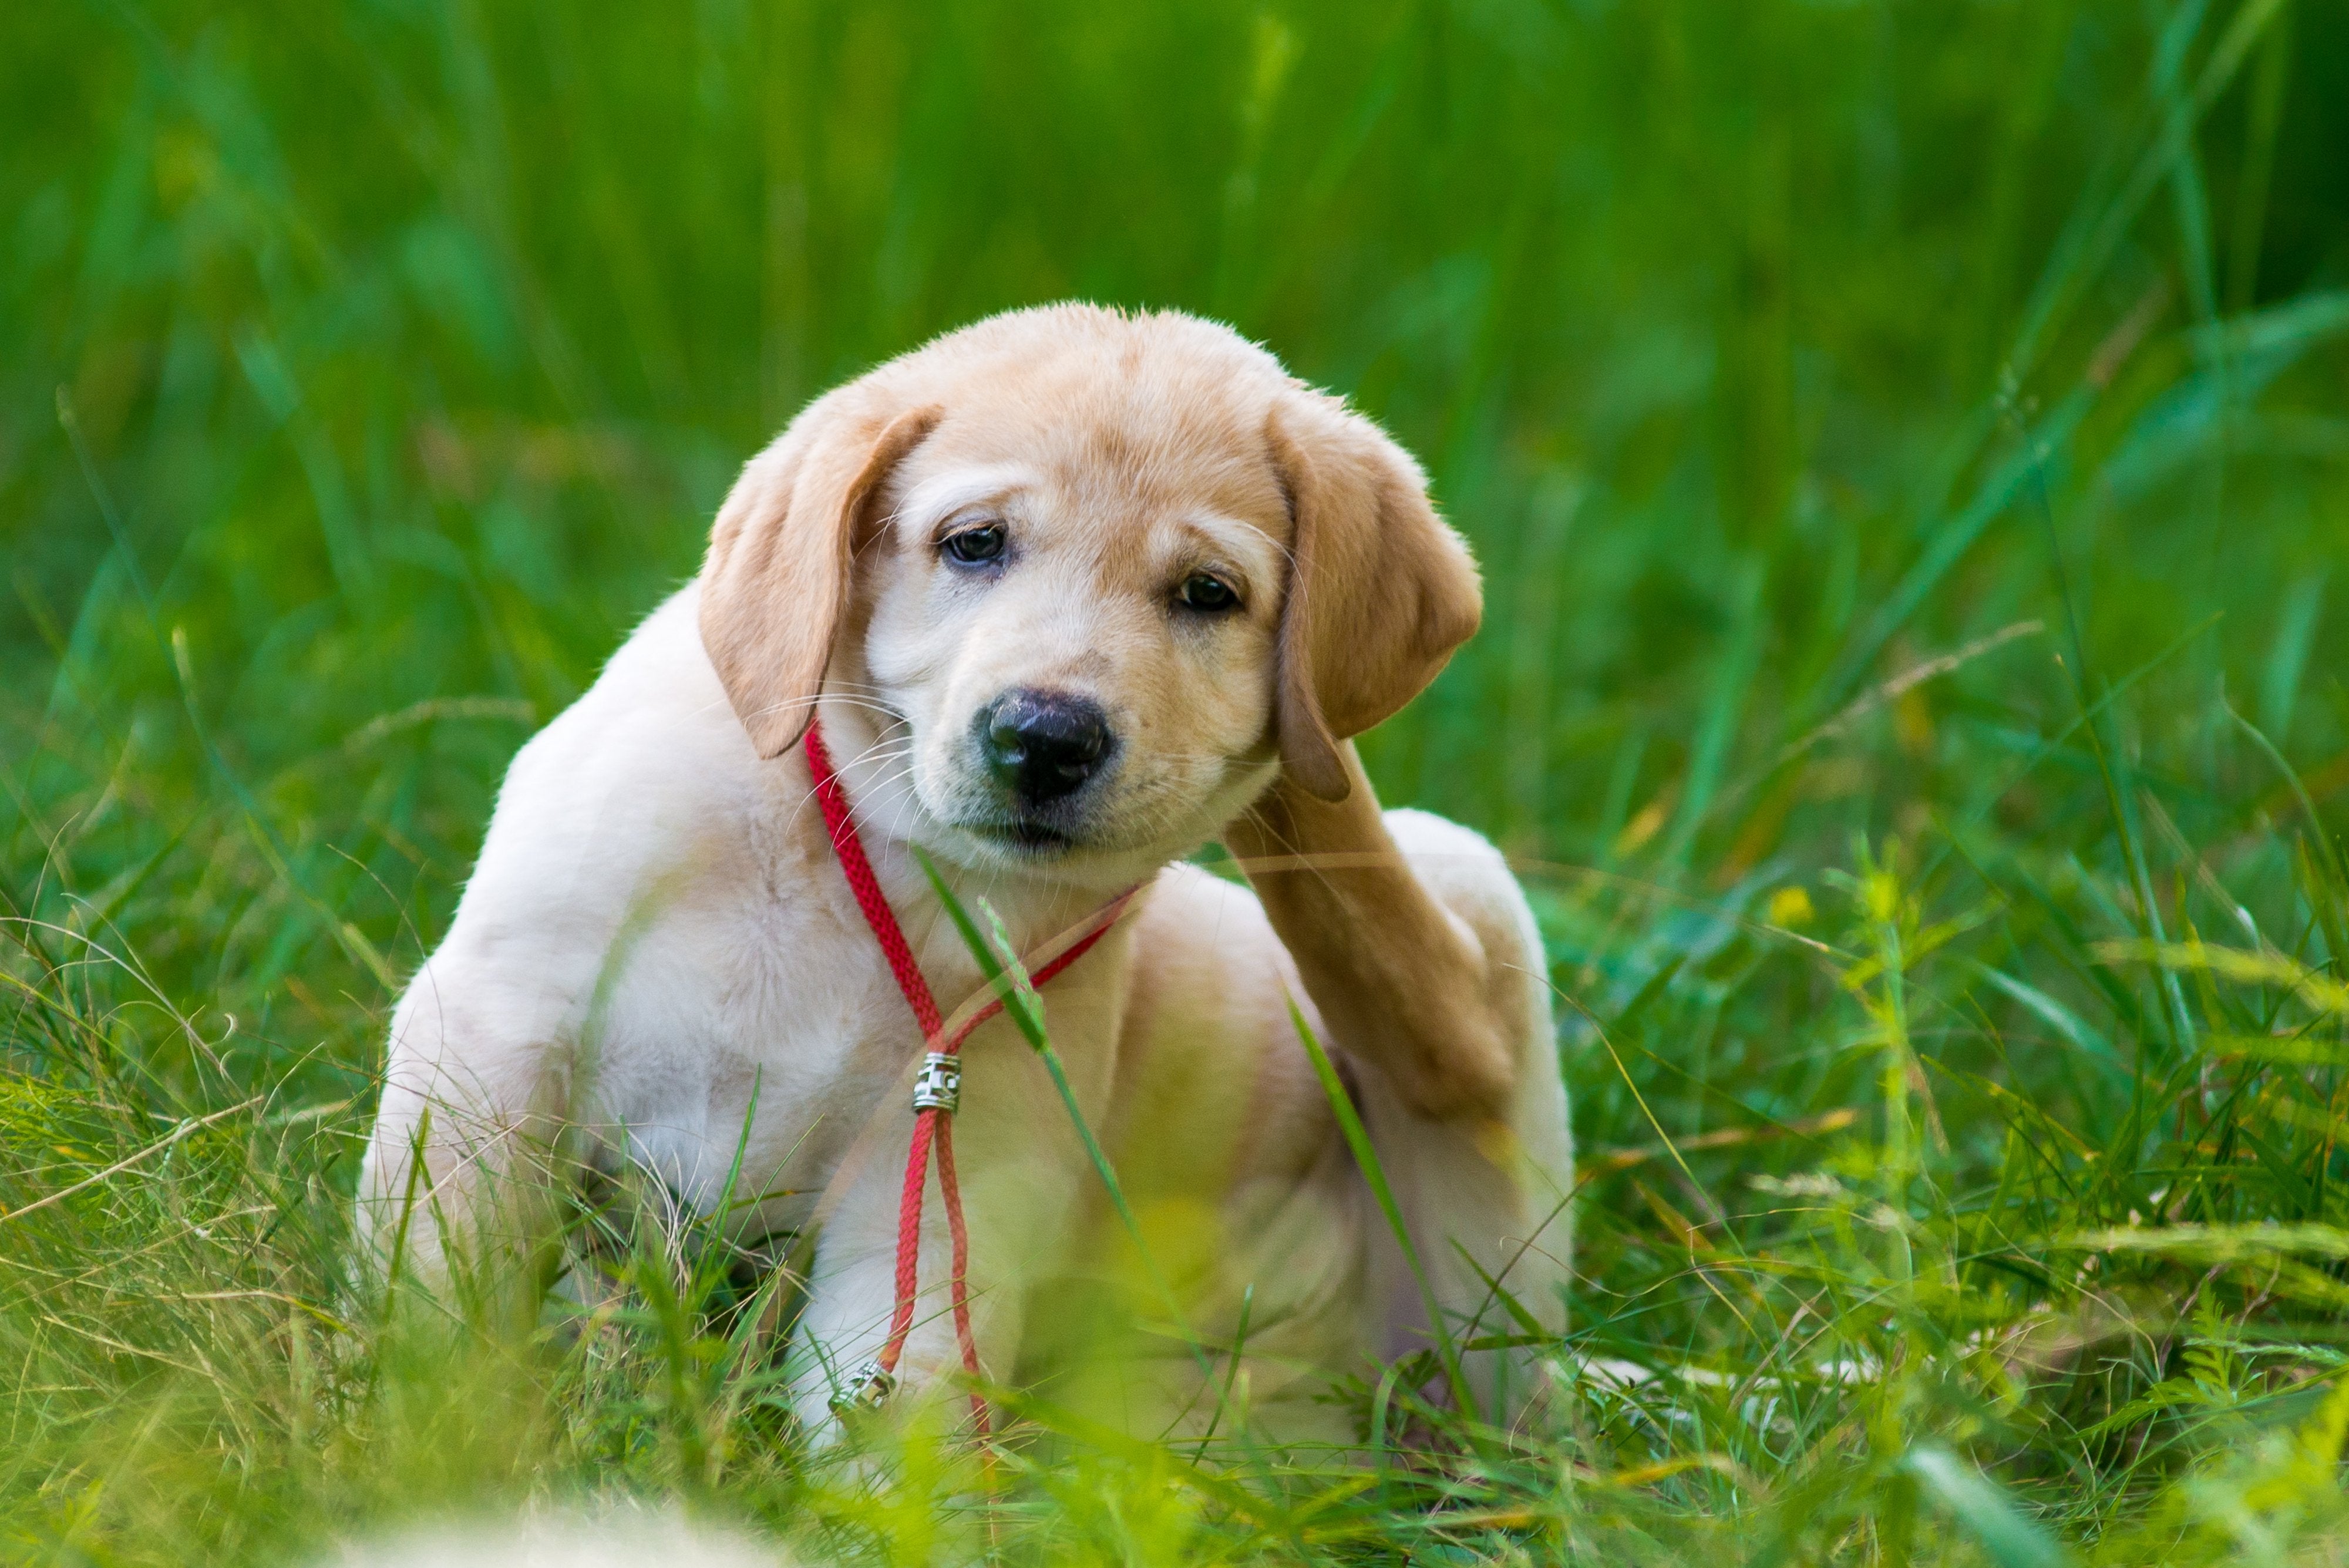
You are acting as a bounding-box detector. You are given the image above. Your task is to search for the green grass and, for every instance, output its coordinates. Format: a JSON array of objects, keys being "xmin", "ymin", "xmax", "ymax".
[{"xmin": 6, "ymin": 0, "xmax": 2349, "ymax": 1561}]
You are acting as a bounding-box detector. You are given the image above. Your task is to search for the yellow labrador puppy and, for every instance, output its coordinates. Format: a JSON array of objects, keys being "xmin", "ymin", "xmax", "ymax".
[{"xmin": 359, "ymin": 304, "xmax": 1571, "ymax": 1441}]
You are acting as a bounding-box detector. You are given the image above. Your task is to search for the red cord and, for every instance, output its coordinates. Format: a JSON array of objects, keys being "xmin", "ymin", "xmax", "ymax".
[{"xmin": 805, "ymin": 720, "xmax": 1130, "ymax": 1432}]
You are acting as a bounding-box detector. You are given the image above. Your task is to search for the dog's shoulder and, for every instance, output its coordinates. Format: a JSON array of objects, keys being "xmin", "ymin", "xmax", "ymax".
[{"xmin": 446, "ymin": 583, "xmax": 773, "ymax": 953}]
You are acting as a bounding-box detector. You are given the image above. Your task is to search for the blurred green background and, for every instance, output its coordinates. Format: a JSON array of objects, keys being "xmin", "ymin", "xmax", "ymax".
[
  {"xmin": 6, "ymin": 0, "xmax": 2345, "ymax": 1031},
  {"xmin": 18, "ymin": 0, "xmax": 2349, "ymax": 906},
  {"xmin": 8, "ymin": 1, "xmax": 2349, "ymax": 1560}
]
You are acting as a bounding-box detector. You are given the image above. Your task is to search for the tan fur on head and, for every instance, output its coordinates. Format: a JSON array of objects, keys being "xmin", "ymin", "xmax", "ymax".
[
  {"xmin": 699, "ymin": 398, "xmax": 942, "ymax": 759},
  {"xmin": 1265, "ymin": 391, "xmax": 1483, "ymax": 800},
  {"xmin": 694, "ymin": 304, "xmax": 1480, "ymax": 813}
]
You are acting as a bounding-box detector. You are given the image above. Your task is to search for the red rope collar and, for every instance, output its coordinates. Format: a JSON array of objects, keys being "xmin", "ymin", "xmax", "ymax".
[{"xmin": 803, "ymin": 719, "xmax": 1129, "ymax": 1430}]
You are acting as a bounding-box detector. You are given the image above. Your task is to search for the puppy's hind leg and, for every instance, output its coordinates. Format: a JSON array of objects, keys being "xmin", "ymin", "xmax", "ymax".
[
  {"xmin": 1223, "ymin": 745, "xmax": 1573, "ymax": 1421},
  {"xmin": 1362, "ymin": 807, "xmax": 1573, "ymax": 1416}
]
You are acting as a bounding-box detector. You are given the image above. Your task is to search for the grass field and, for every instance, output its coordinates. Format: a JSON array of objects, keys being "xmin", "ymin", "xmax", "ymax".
[{"xmin": 6, "ymin": 1, "xmax": 2349, "ymax": 1562}]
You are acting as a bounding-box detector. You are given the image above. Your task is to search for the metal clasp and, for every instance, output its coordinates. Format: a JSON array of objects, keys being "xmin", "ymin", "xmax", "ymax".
[
  {"xmin": 911, "ymin": 1051, "xmax": 961, "ymax": 1114},
  {"xmin": 829, "ymin": 1357, "xmax": 897, "ymax": 1415}
]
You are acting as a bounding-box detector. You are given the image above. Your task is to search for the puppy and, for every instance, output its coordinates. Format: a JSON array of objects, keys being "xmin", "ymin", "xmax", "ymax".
[{"xmin": 359, "ymin": 304, "xmax": 1572, "ymax": 1441}]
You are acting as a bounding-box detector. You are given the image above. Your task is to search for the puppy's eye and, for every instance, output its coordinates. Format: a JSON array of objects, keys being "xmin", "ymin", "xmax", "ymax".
[
  {"xmin": 1177, "ymin": 573, "xmax": 1240, "ymax": 613},
  {"xmin": 941, "ymin": 524, "xmax": 1007, "ymax": 566}
]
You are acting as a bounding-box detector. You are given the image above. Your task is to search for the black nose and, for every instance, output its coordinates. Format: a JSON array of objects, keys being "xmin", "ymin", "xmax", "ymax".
[{"xmin": 979, "ymin": 690, "xmax": 1113, "ymax": 803}]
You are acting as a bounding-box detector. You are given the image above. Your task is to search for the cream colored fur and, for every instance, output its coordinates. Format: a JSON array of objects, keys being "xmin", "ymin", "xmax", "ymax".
[
  {"xmin": 319, "ymin": 1509, "xmax": 791, "ymax": 1567},
  {"xmin": 358, "ymin": 304, "xmax": 1572, "ymax": 1441}
]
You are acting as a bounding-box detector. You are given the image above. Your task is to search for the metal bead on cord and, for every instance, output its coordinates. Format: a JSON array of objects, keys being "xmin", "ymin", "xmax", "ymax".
[{"xmin": 911, "ymin": 1052, "xmax": 961, "ymax": 1113}]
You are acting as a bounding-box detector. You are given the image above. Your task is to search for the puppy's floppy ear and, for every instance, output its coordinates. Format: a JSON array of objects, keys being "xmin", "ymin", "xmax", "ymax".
[
  {"xmin": 1267, "ymin": 391, "xmax": 1482, "ymax": 802},
  {"xmin": 697, "ymin": 398, "xmax": 941, "ymax": 758}
]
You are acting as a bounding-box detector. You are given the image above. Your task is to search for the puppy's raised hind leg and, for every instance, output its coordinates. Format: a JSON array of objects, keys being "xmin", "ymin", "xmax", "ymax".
[
  {"xmin": 1222, "ymin": 742, "xmax": 1525, "ymax": 1123},
  {"xmin": 1223, "ymin": 743, "xmax": 1572, "ymax": 1415}
]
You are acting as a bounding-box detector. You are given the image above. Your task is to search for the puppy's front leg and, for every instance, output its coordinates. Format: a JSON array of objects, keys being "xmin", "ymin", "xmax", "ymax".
[
  {"xmin": 792, "ymin": 998, "xmax": 1122, "ymax": 1435},
  {"xmin": 358, "ymin": 959, "xmax": 576, "ymax": 1311},
  {"xmin": 1224, "ymin": 743, "xmax": 1517, "ymax": 1121},
  {"xmin": 790, "ymin": 1140, "xmax": 1012, "ymax": 1433}
]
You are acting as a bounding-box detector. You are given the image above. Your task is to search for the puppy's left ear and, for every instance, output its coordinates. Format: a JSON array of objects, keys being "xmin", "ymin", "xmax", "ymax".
[
  {"xmin": 1267, "ymin": 391, "xmax": 1482, "ymax": 802},
  {"xmin": 698, "ymin": 397, "xmax": 941, "ymax": 758}
]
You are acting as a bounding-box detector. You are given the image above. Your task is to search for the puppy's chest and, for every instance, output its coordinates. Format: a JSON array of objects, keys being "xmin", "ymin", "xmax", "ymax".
[{"xmin": 579, "ymin": 884, "xmax": 943, "ymax": 1230}]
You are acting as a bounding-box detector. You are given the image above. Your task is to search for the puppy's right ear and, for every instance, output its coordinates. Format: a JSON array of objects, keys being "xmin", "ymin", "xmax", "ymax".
[{"xmin": 697, "ymin": 399, "xmax": 941, "ymax": 758}]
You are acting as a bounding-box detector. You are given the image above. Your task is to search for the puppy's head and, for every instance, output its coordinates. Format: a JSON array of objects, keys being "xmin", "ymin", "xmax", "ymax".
[{"xmin": 698, "ymin": 305, "xmax": 1479, "ymax": 884}]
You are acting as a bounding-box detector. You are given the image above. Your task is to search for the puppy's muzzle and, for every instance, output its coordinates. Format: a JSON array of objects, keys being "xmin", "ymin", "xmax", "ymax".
[{"xmin": 978, "ymin": 689, "xmax": 1114, "ymax": 806}]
